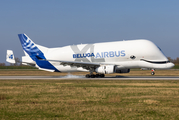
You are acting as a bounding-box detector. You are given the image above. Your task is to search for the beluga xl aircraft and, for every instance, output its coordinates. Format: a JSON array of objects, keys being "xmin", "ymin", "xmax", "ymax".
[{"xmin": 6, "ymin": 33, "xmax": 174, "ymax": 78}]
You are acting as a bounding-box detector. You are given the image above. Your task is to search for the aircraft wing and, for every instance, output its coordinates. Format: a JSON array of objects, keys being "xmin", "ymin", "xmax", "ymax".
[{"xmin": 40, "ymin": 59, "xmax": 101, "ymax": 70}]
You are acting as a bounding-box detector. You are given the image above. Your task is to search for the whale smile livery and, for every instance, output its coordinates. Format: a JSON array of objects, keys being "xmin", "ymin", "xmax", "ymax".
[{"xmin": 7, "ymin": 33, "xmax": 174, "ymax": 77}]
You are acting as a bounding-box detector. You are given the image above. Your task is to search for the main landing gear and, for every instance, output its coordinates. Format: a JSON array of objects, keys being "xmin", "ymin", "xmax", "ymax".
[
  {"xmin": 85, "ymin": 74, "xmax": 105, "ymax": 78},
  {"xmin": 151, "ymin": 69, "xmax": 155, "ymax": 75},
  {"xmin": 86, "ymin": 69, "xmax": 105, "ymax": 78}
]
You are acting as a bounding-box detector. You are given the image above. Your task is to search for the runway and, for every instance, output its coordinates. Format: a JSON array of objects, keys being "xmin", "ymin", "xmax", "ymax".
[{"xmin": 0, "ymin": 75, "xmax": 179, "ymax": 80}]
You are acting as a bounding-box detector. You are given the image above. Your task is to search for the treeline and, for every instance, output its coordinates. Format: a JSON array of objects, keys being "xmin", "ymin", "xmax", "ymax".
[
  {"xmin": 0, "ymin": 65, "xmax": 37, "ymax": 69},
  {"xmin": 167, "ymin": 57, "xmax": 179, "ymax": 65},
  {"xmin": 0, "ymin": 57, "xmax": 37, "ymax": 69},
  {"xmin": 0, "ymin": 63, "xmax": 37, "ymax": 69},
  {"xmin": 0, "ymin": 58, "xmax": 22, "ymax": 66}
]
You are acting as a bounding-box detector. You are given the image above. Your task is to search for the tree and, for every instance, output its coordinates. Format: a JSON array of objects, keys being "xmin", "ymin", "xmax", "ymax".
[
  {"xmin": 14, "ymin": 57, "xmax": 22, "ymax": 66},
  {"xmin": 174, "ymin": 57, "xmax": 179, "ymax": 65},
  {"xmin": 0, "ymin": 63, "xmax": 5, "ymax": 66},
  {"xmin": 167, "ymin": 57, "xmax": 179, "ymax": 65},
  {"xmin": 167, "ymin": 57, "xmax": 173, "ymax": 63}
]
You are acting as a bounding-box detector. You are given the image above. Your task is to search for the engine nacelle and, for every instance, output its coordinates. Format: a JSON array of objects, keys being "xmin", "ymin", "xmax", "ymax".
[
  {"xmin": 95, "ymin": 65, "xmax": 115, "ymax": 74},
  {"xmin": 95, "ymin": 65, "xmax": 130, "ymax": 74},
  {"xmin": 115, "ymin": 68, "xmax": 130, "ymax": 73},
  {"xmin": 115, "ymin": 65, "xmax": 130, "ymax": 73}
]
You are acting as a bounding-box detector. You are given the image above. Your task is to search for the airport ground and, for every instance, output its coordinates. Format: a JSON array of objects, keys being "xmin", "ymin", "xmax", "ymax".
[
  {"xmin": 0, "ymin": 79, "xmax": 179, "ymax": 119},
  {"xmin": 0, "ymin": 69, "xmax": 179, "ymax": 76},
  {"xmin": 0, "ymin": 69, "xmax": 179, "ymax": 119}
]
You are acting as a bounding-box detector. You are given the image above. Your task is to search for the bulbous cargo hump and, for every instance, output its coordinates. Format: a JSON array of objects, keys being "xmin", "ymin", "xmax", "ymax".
[
  {"xmin": 93, "ymin": 39, "xmax": 168, "ymax": 61},
  {"xmin": 46, "ymin": 39, "xmax": 168, "ymax": 63}
]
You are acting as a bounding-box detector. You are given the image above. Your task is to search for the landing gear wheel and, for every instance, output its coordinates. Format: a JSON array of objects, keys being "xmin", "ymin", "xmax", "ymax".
[
  {"xmin": 96, "ymin": 74, "xmax": 100, "ymax": 78},
  {"xmin": 85, "ymin": 74, "xmax": 96, "ymax": 78},
  {"xmin": 86, "ymin": 74, "xmax": 90, "ymax": 78},
  {"xmin": 100, "ymin": 74, "xmax": 105, "ymax": 78},
  {"xmin": 91, "ymin": 74, "xmax": 95, "ymax": 78},
  {"xmin": 151, "ymin": 72, "xmax": 155, "ymax": 75}
]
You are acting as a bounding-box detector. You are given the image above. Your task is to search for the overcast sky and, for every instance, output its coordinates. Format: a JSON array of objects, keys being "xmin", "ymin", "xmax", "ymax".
[{"xmin": 1, "ymin": 0, "xmax": 179, "ymax": 64}]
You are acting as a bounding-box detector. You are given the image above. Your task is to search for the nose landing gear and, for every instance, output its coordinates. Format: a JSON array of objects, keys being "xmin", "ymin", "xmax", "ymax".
[{"xmin": 151, "ymin": 69, "xmax": 155, "ymax": 75}]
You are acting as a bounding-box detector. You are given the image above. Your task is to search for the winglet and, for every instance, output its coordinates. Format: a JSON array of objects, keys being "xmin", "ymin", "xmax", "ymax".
[{"xmin": 6, "ymin": 50, "xmax": 15, "ymax": 64}]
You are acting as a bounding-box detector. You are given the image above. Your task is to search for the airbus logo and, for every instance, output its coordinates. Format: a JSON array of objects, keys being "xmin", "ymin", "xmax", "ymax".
[
  {"xmin": 95, "ymin": 50, "xmax": 125, "ymax": 58},
  {"xmin": 9, "ymin": 54, "xmax": 13, "ymax": 59},
  {"xmin": 71, "ymin": 44, "xmax": 125, "ymax": 62},
  {"xmin": 73, "ymin": 50, "xmax": 126, "ymax": 58}
]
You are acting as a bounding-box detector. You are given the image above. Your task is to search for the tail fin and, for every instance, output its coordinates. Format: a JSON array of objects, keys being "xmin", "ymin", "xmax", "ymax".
[
  {"xmin": 18, "ymin": 33, "xmax": 59, "ymax": 72},
  {"xmin": 18, "ymin": 34, "xmax": 46, "ymax": 61},
  {"xmin": 6, "ymin": 50, "xmax": 16, "ymax": 64}
]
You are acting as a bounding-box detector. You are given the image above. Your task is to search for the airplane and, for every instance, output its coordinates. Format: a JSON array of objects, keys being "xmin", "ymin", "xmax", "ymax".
[{"xmin": 6, "ymin": 33, "xmax": 174, "ymax": 78}]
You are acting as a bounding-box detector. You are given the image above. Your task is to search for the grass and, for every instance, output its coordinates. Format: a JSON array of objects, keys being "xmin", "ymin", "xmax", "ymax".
[
  {"xmin": 173, "ymin": 64, "xmax": 179, "ymax": 69},
  {"xmin": 0, "ymin": 80, "xmax": 179, "ymax": 119}
]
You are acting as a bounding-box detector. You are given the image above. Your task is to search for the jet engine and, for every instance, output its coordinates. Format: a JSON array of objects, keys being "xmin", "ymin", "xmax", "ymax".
[
  {"xmin": 115, "ymin": 66, "xmax": 130, "ymax": 73},
  {"xmin": 95, "ymin": 65, "xmax": 130, "ymax": 74}
]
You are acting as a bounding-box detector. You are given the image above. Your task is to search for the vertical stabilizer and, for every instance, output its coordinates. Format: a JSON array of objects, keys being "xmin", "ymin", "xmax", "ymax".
[
  {"xmin": 18, "ymin": 34, "xmax": 45, "ymax": 61},
  {"xmin": 6, "ymin": 50, "xmax": 15, "ymax": 64},
  {"xmin": 18, "ymin": 33, "xmax": 59, "ymax": 72}
]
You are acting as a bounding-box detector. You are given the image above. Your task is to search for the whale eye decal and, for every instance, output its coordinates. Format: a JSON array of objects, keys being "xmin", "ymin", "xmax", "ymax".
[{"xmin": 130, "ymin": 55, "xmax": 136, "ymax": 60}]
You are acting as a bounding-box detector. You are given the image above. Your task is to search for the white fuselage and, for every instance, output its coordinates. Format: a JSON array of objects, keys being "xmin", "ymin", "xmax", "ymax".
[{"xmin": 40, "ymin": 39, "xmax": 174, "ymax": 72}]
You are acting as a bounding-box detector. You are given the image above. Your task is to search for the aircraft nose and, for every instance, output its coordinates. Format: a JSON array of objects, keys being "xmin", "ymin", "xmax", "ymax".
[{"xmin": 167, "ymin": 62, "xmax": 175, "ymax": 69}]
